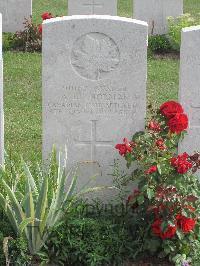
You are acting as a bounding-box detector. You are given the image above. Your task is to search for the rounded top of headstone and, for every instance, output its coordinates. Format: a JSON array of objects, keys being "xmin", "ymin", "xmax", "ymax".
[
  {"xmin": 182, "ymin": 25, "xmax": 200, "ymax": 33},
  {"xmin": 43, "ymin": 15, "xmax": 148, "ymax": 28}
]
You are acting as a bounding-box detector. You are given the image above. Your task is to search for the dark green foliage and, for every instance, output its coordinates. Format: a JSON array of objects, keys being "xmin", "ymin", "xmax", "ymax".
[
  {"xmin": 168, "ymin": 13, "xmax": 200, "ymax": 52},
  {"xmin": 40, "ymin": 202, "xmax": 137, "ymax": 266},
  {"xmin": 2, "ymin": 33, "xmax": 16, "ymax": 51},
  {"xmin": 0, "ymin": 209, "xmax": 14, "ymax": 265},
  {"xmin": 149, "ymin": 13, "xmax": 200, "ymax": 54},
  {"xmin": 7, "ymin": 237, "xmax": 32, "ymax": 266},
  {"xmin": 3, "ymin": 17, "xmax": 41, "ymax": 52},
  {"xmin": 148, "ymin": 35, "xmax": 173, "ymax": 53}
]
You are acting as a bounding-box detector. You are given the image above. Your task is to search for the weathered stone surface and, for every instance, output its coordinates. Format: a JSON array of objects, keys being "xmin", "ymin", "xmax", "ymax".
[
  {"xmin": 179, "ymin": 26, "xmax": 200, "ymax": 156},
  {"xmin": 42, "ymin": 16, "xmax": 147, "ymax": 194},
  {"xmin": 0, "ymin": 0, "xmax": 32, "ymax": 33},
  {"xmin": 68, "ymin": 0, "xmax": 117, "ymax": 16},
  {"xmin": 0, "ymin": 14, "xmax": 4, "ymax": 165},
  {"xmin": 134, "ymin": 0, "xmax": 183, "ymax": 35}
]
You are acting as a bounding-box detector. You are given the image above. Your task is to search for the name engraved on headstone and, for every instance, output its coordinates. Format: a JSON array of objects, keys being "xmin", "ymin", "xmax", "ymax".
[{"xmin": 47, "ymin": 85, "xmax": 136, "ymax": 117}]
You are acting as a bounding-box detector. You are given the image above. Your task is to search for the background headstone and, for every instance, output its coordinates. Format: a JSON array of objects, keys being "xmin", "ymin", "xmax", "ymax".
[
  {"xmin": 0, "ymin": 0, "xmax": 32, "ymax": 33},
  {"xmin": 134, "ymin": 0, "xmax": 183, "ymax": 35},
  {"xmin": 43, "ymin": 16, "xmax": 147, "ymax": 194},
  {"xmin": 0, "ymin": 13, "xmax": 4, "ymax": 165},
  {"xmin": 179, "ymin": 25, "xmax": 200, "ymax": 156},
  {"xmin": 68, "ymin": 0, "xmax": 117, "ymax": 16}
]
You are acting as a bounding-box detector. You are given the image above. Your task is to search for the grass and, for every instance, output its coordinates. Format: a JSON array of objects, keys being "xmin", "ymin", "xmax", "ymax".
[
  {"xmin": 32, "ymin": 0, "xmax": 67, "ymax": 24},
  {"xmin": 32, "ymin": 0, "xmax": 133, "ymax": 24},
  {"xmin": 3, "ymin": 0, "xmax": 200, "ymax": 162},
  {"xmin": 4, "ymin": 52, "xmax": 42, "ymax": 162},
  {"xmin": 184, "ymin": 0, "xmax": 200, "ymax": 15},
  {"xmin": 147, "ymin": 56, "xmax": 179, "ymax": 107},
  {"xmin": 32, "ymin": 0, "xmax": 200, "ymax": 23}
]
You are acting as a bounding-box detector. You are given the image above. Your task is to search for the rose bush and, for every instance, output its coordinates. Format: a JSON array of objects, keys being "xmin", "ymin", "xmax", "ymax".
[
  {"xmin": 115, "ymin": 101, "xmax": 200, "ymax": 266},
  {"xmin": 5, "ymin": 12, "xmax": 56, "ymax": 52},
  {"xmin": 8, "ymin": 16, "xmax": 42, "ymax": 52},
  {"xmin": 38, "ymin": 12, "xmax": 54, "ymax": 34}
]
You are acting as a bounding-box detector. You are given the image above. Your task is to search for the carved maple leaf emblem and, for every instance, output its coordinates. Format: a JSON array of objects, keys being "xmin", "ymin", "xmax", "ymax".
[{"xmin": 71, "ymin": 33, "xmax": 120, "ymax": 80}]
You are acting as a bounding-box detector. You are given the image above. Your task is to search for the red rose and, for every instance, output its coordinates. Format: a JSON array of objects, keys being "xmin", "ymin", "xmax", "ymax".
[
  {"xmin": 160, "ymin": 101, "xmax": 184, "ymax": 119},
  {"xmin": 167, "ymin": 113, "xmax": 188, "ymax": 134},
  {"xmin": 171, "ymin": 152, "xmax": 192, "ymax": 174},
  {"xmin": 152, "ymin": 219, "xmax": 176, "ymax": 239},
  {"xmin": 148, "ymin": 121, "xmax": 161, "ymax": 132},
  {"xmin": 161, "ymin": 225, "xmax": 177, "ymax": 239},
  {"xmin": 38, "ymin": 24, "xmax": 42, "ymax": 34},
  {"xmin": 145, "ymin": 165, "xmax": 157, "ymax": 175},
  {"xmin": 155, "ymin": 138, "xmax": 166, "ymax": 150},
  {"xmin": 152, "ymin": 219, "xmax": 162, "ymax": 236},
  {"xmin": 115, "ymin": 138, "xmax": 135, "ymax": 156},
  {"xmin": 176, "ymin": 215, "xmax": 196, "ymax": 233},
  {"xmin": 41, "ymin": 12, "xmax": 53, "ymax": 21}
]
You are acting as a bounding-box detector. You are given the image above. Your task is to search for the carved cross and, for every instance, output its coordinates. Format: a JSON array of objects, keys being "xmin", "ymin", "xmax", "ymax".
[
  {"xmin": 83, "ymin": 0, "xmax": 103, "ymax": 14},
  {"xmin": 75, "ymin": 120, "xmax": 113, "ymax": 160}
]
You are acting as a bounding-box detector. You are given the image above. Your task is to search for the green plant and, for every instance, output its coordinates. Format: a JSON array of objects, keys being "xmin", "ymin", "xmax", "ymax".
[
  {"xmin": 2, "ymin": 33, "xmax": 16, "ymax": 51},
  {"xmin": 0, "ymin": 210, "xmax": 14, "ymax": 265},
  {"xmin": 4, "ymin": 236, "xmax": 32, "ymax": 265},
  {"xmin": 115, "ymin": 101, "xmax": 200, "ymax": 266},
  {"xmin": 0, "ymin": 150, "xmax": 105, "ymax": 255},
  {"xmin": 168, "ymin": 13, "xmax": 200, "ymax": 51},
  {"xmin": 10, "ymin": 16, "xmax": 42, "ymax": 52},
  {"xmin": 148, "ymin": 35, "xmax": 172, "ymax": 53},
  {"xmin": 39, "ymin": 201, "xmax": 136, "ymax": 266}
]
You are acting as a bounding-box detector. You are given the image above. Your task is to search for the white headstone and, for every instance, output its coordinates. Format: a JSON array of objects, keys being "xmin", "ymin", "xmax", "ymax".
[
  {"xmin": 179, "ymin": 25, "xmax": 200, "ymax": 156},
  {"xmin": 68, "ymin": 0, "xmax": 117, "ymax": 16},
  {"xmin": 0, "ymin": 0, "xmax": 32, "ymax": 33},
  {"xmin": 134, "ymin": 0, "xmax": 183, "ymax": 35},
  {"xmin": 43, "ymin": 16, "xmax": 147, "ymax": 192},
  {"xmin": 0, "ymin": 13, "xmax": 4, "ymax": 165}
]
